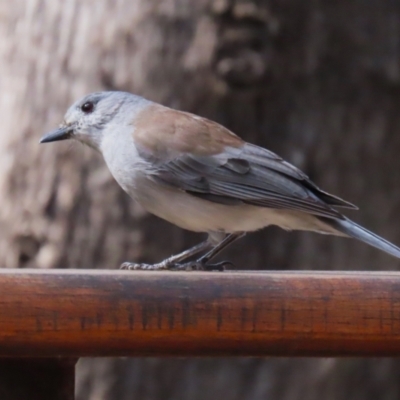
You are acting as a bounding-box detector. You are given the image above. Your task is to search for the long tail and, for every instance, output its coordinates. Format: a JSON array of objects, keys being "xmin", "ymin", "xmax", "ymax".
[{"xmin": 320, "ymin": 217, "xmax": 400, "ymax": 259}]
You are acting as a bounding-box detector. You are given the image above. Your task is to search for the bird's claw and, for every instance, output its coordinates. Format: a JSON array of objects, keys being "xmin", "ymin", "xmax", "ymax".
[
  {"xmin": 120, "ymin": 259, "xmax": 234, "ymax": 272},
  {"xmin": 120, "ymin": 262, "xmax": 167, "ymax": 270},
  {"xmin": 171, "ymin": 259, "xmax": 234, "ymax": 272}
]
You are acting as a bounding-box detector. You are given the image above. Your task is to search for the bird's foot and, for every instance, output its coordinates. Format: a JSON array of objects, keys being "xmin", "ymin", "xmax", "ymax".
[
  {"xmin": 172, "ymin": 259, "xmax": 234, "ymax": 272},
  {"xmin": 120, "ymin": 259, "xmax": 234, "ymax": 271},
  {"xmin": 120, "ymin": 262, "xmax": 168, "ymax": 271}
]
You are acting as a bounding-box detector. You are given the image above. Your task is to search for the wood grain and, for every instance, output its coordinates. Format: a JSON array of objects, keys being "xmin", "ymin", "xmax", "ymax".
[{"xmin": 0, "ymin": 269, "xmax": 399, "ymax": 357}]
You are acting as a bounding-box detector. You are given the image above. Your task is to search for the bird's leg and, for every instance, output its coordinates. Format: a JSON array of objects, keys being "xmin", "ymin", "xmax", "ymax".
[
  {"xmin": 175, "ymin": 232, "xmax": 246, "ymax": 271},
  {"xmin": 120, "ymin": 240, "xmax": 213, "ymax": 270}
]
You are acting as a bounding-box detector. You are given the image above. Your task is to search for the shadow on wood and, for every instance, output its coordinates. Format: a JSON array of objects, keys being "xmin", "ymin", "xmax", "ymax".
[{"xmin": 0, "ymin": 358, "xmax": 76, "ymax": 400}]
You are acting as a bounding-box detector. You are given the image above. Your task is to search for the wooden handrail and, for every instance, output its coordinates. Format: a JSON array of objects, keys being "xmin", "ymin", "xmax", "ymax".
[{"xmin": 0, "ymin": 269, "xmax": 399, "ymax": 357}]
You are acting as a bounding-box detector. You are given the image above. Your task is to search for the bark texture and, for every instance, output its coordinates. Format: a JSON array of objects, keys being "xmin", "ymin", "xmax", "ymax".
[{"xmin": 0, "ymin": 0, "xmax": 399, "ymax": 399}]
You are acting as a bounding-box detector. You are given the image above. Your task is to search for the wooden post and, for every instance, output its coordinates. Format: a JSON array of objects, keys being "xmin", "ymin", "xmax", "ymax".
[{"xmin": 0, "ymin": 269, "xmax": 400, "ymax": 399}]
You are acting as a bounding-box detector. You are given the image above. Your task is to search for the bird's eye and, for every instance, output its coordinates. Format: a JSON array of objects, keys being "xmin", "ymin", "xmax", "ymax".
[{"xmin": 81, "ymin": 102, "xmax": 94, "ymax": 113}]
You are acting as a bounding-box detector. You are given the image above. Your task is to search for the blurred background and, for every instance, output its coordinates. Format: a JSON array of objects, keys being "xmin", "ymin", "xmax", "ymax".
[{"xmin": 1, "ymin": 0, "xmax": 400, "ymax": 399}]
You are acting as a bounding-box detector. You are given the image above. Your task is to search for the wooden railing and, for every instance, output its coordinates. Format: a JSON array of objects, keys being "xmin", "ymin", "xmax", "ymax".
[{"xmin": 1, "ymin": 269, "xmax": 400, "ymax": 399}]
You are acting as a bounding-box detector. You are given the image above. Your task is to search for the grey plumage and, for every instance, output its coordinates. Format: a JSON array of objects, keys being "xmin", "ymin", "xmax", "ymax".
[
  {"xmin": 40, "ymin": 91, "xmax": 400, "ymax": 266},
  {"xmin": 151, "ymin": 143, "xmax": 355, "ymax": 219},
  {"xmin": 321, "ymin": 217, "xmax": 400, "ymax": 259}
]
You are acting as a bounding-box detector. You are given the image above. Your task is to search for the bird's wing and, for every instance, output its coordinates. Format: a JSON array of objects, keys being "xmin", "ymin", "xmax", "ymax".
[
  {"xmin": 133, "ymin": 104, "xmax": 244, "ymax": 159},
  {"xmin": 133, "ymin": 106, "xmax": 356, "ymax": 219}
]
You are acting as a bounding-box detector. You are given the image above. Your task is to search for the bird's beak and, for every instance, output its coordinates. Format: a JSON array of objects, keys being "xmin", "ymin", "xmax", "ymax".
[{"xmin": 39, "ymin": 126, "xmax": 73, "ymax": 143}]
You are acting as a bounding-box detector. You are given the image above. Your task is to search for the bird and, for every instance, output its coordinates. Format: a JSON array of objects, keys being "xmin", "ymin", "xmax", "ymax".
[{"xmin": 40, "ymin": 91, "xmax": 400, "ymax": 270}]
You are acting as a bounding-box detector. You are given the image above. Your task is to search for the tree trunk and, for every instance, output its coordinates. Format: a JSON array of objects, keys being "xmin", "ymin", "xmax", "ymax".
[{"xmin": 0, "ymin": 0, "xmax": 399, "ymax": 399}]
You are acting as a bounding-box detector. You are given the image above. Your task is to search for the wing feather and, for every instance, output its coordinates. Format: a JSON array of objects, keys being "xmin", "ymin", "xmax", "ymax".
[
  {"xmin": 150, "ymin": 143, "xmax": 356, "ymax": 220},
  {"xmin": 135, "ymin": 108, "xmax": 356, "ymax": 219}
]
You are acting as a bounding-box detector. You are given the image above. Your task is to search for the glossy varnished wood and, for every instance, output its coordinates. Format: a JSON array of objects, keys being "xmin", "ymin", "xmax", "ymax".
[{"xmin": 0, "ymin": 269, "xmax": 399, "ymax": 357}]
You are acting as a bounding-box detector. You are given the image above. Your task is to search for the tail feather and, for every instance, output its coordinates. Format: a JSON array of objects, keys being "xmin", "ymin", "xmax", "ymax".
[{"xmin": 320, "ymin": 217, "xmax": 400, "ymax": 259}]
